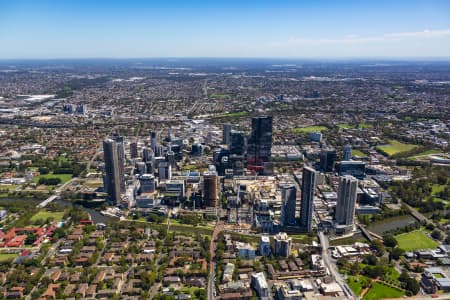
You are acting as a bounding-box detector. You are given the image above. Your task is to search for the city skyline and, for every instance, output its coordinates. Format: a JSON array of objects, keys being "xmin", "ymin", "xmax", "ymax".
[{"xmin": 1, "ymin": 0, "xmax": 450, "ymax": 59}]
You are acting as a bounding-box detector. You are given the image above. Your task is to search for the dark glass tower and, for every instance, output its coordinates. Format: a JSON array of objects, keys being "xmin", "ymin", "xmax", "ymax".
[
  {"xmin": 300, "ymin": 166, "xmax": 316, "ymax": 232},
  {"xmin": 103, "ymin": 139, "xmax": 123, "ymax": 204},
  {"xmin": 247, "ymin": 116, "xmax": 273, "ymax": 166}
]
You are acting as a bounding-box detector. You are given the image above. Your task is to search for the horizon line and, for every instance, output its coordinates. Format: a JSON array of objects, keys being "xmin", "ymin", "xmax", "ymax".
[{"xmin": 1, "ymin": 56, "xmax": 450, "ymax": 62}]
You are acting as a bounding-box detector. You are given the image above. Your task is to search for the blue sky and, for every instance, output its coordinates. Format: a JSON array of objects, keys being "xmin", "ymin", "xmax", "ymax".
[{"xmin": 0, "ymin": 0, "xmax": 449, "ymax": 58}]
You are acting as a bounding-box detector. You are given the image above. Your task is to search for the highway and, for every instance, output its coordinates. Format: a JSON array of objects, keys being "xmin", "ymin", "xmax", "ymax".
[{"xmin": 318, "ymin": 231, "xmax": 356, "ymax": 299}]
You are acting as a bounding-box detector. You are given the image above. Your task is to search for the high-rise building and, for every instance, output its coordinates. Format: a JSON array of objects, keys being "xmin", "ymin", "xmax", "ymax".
[
  {"xmin": 158, "ymin": 162, "xmax": 172, "ymax": 180},
  {"xmin": 343, "ymin": 144, "xmax": 352, "ymax": 161},
  {"xmin": 259, "ymin": 235, "xmax": 271, "ymax": 257},
  {"xmin": 274, "ymin": 232, "xmax": 292, "ymax": 257},
  {"xmin": 335, "ymin": 176, "xmax": 358, "ymax": 230},
  {"xmin": 130, "ymin": 139, "xmax": 138, "ymax": 159},
  {"xmin": 203, "ymin": 170, "xmax": 218, "ymax": 207},
  {"xmin": 247, "ymin": 116, "xmax": 273, "ymax": 166},
  {"xmin": 142, "ymin": 147, "xmax": 154, "ymax": 163},
  {"xmin": 223, "ymin": 123, "xmax": 232, "ymax": 145},
  {"xmin": 103, "ymin": 139, "xmax": 123, "ymax": 204},
  {"xmin": 150, "ymin": 131, "xmax": 158, "ymax": 152},
  {"xmin": 111, "ymin": 135, "xmax": 125, "ymax": 192},
  {"xmin": 319, "ymin": 148, "xmax": 337, "ymax": 172},
  {"xmin": 230, "ymin": 130, "xmax": 246, "ymax": 156},
  {"xmin": 300, "ymin": 166, "xmax": 316, "ymax": 232},
  {"xmin": 280, "ymin": 184, "xmax": 297, "ymax": 226},
  {"xmin": 139, "ymin": 174, "xmax": 155, "ymax": 193}
]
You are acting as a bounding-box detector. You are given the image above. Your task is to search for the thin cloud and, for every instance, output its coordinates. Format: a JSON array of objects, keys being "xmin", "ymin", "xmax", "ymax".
[{"xmin": 273, "ymin": 28, "xmax": 450, "ymax": 47}]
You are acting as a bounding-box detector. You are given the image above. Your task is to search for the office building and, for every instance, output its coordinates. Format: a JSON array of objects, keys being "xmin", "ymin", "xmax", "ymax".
[
  {"xmin": 191, "ymin": 143, "xmax": 203, "ymax": 156},
  {"xmin": 310, "ymin": 131, "xmax": 323, "ymax": 143},
  {"xmin": 150, "ymin": 131, "xmax": 158, "ymax": 152},
  {"xmin": 280, "ymin": 184, "xmax": 297, "ymax": 226},
  {"xmin": 300, "ymin": 166, "xmax": 316, "ymax": 232},
  {"xmin": 223, "ymin": 123, "xmax": 232, "ymax": 145},
  {"xmin": 203, "ymin": 170, "xmax": 218, "ymax": 207},
  {"xmin": 274, "ymin": 232, "xmax": 292, "ymax": 257},
  {"xmin": 139, "ymin": 174, "xmax": 155, "ymax": 193},
  {"xmin": 343, "ymin": 144, "xmax": 352, "ymax": 161},
  {"xmin": 103, "ymin": 139, "xmax": 123, "ymax": 204},
  {"xmin": 337, "ymin": 160, "xmax": 366, "ymax": 180},
  {"xmin": 247, "ymin": 116, "xmax": 273, "ymax": 166},
  {"xmin": 230, "ymin": 130, "xmax": 246, "ymax": 156},
  {"xmin": 251, "ymin": 272, "xmax": 270, "ymax": 299},
  {"xmin": 335, "ymin": 176, "xmax": 358, "ymax": 230},
  {"xmin": 130, "ymin": 139, "xmax": 138, "ymax": 159},
  {"xmin": 259, "ymin": 235, "xmax": 271, "ymax": 257},
  {"xmin": 158, "ymin": 162, "xmax": 172, "ymax": 180},
  {"xmin": 319, "ymin": 148, "xmax": 337, "ymax": 172},
  {"xmin": 135, "ymin": 161, "xmax": 146, "ymax": 175},
  {"xmin": 142, "ymin": 147, "xmax": 153, "ymax": 163}
]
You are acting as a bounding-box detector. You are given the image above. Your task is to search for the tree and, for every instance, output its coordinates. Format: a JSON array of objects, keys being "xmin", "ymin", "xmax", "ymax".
[
  {"xmin": 370, "ymin": 240, "xmax": 385, "ymax": 257},
  {"xmin": 383, "ymin": 235, "xmax": 398, "ymax": 248},
  {"xmin": 431, "ymin": 229, "xmax": 443, "ymax": 241},
  {"xmin": 405, "ymin": 277, "xmax": 420, "ymax": 295},
  {"xmin": 389, "ymin": 247, "xmax": 405, "ymax": 261}
]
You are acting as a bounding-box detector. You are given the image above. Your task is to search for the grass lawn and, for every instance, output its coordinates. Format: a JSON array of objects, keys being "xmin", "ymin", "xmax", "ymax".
[
  {"xmin": 395, "ymin": 230, "xmax": 438, "ymax": 251},
  {"xmin": 29, "ymin": 210, "xmax": 65, "ymax": 224},
  {"xmin": 0, "ymin": 253, "xmax": 18, "ymax": 263},
  {"xmin": 348, "ymin": 275, "xmax": 370, "ymax": 296},
  {"xmin": 34, "ymin": 173, "xmax": 72, "ymax": 184},
  {"xmin": 212, "ymin": 111, "xmax": 248, "ymax": 118},
  {"xmin": 385, "ymin": 267, "xmax": 400, "ymax": 281},
  {"xmin": 409, "ymin": 149, "xmax": 443, "ymax": 160},
  {"xmin": 434, "ymin": 273, "xmax": 445, "ymax": 278},
  {"xmin": 432, "ymin": 184, "xmax": 447, "ymax": 195},
  {"xmin": 363, "ymin": 282, "xmax": 404, "ymax": 300},
  {"xmin": 358, "ymin": 123, "xmax": 373, "ymax": 129},
  {"xmin": 377, "ymin": 140, "xmax": 418, "ymax": 157},
  {"xmin": 338, "ymin": 124, "xmax": 356, "ymax": 129},
  {"xmin": 293, "ymin": 125, "xmax": 328, "ymax": 133},
  {"xmin": 352, "ymin": 149, "xmax": 367, "ymax": 157},
  {"xmin": 208, "ymin": 93, "xmax": 229, "ymax": 100}
]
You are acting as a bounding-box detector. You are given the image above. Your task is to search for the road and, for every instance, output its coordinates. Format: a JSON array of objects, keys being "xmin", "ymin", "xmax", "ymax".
[
  {"xmin": 36, "ymin": 177, "xmax": 78, "ymax": 208},
  {"xmin": 318, "ymin": 231, "xmax": 356, "ymax": 299},
  {"xmin": 208, "ymin": 221, "xmax": 224, "ymax": 300}
]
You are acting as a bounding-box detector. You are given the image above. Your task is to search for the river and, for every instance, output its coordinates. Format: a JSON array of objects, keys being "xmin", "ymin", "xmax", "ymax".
[{"xmin": 367, "ymin": 214, "xmax": 417, "ymax": 235}]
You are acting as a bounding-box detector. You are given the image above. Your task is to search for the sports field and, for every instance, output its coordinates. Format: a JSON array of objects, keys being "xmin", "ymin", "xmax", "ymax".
[
  {"xmin": 377, "ymin": 140, "xmax": 418, "ymax": 157},
  {"xmin": 395, "ymin": 230, "xmax": 438, "ymax": 251},
  {"xmin": 29, "ymin": 210, "xmax": 65, "ymax": 224},
  {"xmin": 293, "ymin": 125, "xmax": 328, "ymax": 133},
  {"xmin": 363, "ymin": 282, "xmax": 404, "ymax": 300}
]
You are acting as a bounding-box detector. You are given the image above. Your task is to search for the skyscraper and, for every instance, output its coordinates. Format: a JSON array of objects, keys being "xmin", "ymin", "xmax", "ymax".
[
  {"xmin": 343, "ymin": 144, "xmax": 352, "ymax": 161},
  {"xmin": 111, "ymin": 134, "xmax": 125, "ymax": 192},
  {"xmin": 335, "ymin": 175, "xmax": 358, "ymax": 229},
  {"xmin": 300, "ymin": 166, "xmax": 316, "ymax": 232},
  {"xmin": 280, "ymin": 184, "xmax": 297, "ymax": 226},
  {"xmin": 130, "ymin": 139, "xmax": 138, "ymax": 159},
  {"xmin": 150, "ymin": 131, "xmax": 158, "ymax": 152},
  {"xmin": 103, "ymin": 139, "xmax": 123, "ymax": 204},
  {"xmin": 139, "ymin": 174, "xmax": 155, "ymax": 193},
  {"xmin": 230, "ymin": 130, "xmax": 246, "ymax": 156},
  {"xmin": 319, "ymin": 148, "xmax": 337, "ymax": 172},
  {"xmin": 223, "ymin": 123, "xmax": 232, "ymax": 145},
  {"xmin": 203, "ymin": 170, "xmax": 218, "ymax": 207},
  {"xmin": 247, "ymin": 116, "xmax": 272, "ymax": 167}
]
